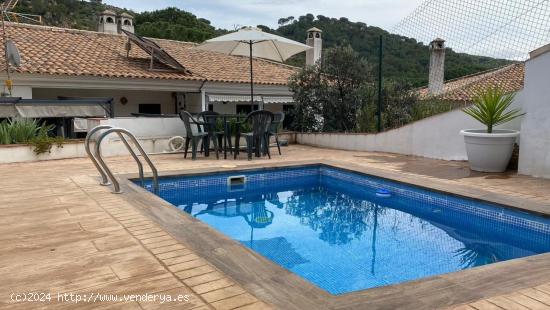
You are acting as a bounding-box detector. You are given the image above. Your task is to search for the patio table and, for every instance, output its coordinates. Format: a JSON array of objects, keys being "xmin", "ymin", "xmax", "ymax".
[{"xmin": 202, "ymin": 113, "xmax": 247, "ymax": 159}]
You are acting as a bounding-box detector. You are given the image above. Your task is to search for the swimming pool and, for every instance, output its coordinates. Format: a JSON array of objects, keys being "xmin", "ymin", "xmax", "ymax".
[{"xmin": 139, "ymin": 165, "xmax": 550, "ymax": 295}]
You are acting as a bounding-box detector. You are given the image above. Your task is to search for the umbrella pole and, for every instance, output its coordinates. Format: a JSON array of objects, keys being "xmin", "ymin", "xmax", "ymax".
[{"xmin": 249, "ymin": 41, "xmax": 254, "ymax": 111}]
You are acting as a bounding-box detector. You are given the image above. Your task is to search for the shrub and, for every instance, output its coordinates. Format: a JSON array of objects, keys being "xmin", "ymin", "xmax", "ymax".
[{"xmin": 0, "ymin": 118, "xmax": 64, "ymax": 155}]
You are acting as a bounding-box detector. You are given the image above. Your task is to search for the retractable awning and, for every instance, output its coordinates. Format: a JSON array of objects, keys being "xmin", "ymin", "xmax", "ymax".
[
  {"xmin": 263, "ymin": 96, "xmax": 294, "ymax": 104},
  {"xmin": 208, "ymin": 94, "xmax": 263, "ymax": 102},
  {"xmin": 0, "ymin": 98, "xmax": 112, "ymax": 118},
  {"xmin": 207, "ymin": 94, "xmax": 294, "ymax": 104},
  {"xmin": 0, "ymin": 103, "xmax": 17, "ymax": 117}
]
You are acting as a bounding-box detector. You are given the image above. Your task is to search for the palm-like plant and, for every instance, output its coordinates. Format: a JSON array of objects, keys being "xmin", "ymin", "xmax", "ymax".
[{"xmin": 463, "ymin": 86, "xmax": 524, "ymax": 133}]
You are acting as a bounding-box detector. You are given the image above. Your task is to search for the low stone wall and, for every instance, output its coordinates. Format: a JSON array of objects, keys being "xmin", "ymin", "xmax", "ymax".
[
  {"xmin": 0, "ymin": 137, "xmax": 175, "ymax": 164},
  {"xmin": 0, "ymin": 132, "xmax": 297, "ymax": 164}
]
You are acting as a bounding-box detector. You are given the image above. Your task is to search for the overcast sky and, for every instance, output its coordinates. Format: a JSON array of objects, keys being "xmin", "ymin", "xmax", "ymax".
[{"xmin": 105, "ymin": 0, "xmax": 425, "ymax": 31}]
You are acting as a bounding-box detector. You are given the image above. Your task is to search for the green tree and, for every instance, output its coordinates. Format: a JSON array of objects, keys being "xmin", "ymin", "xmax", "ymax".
[
  {"xmin": 134, "ymin": 7, "xmax": 223, "ymax": 42},
  {"xmin": 272, "ymin": 14, "xmax": 513, "ymax": 86},
  {"xmin": 289, "ymin": 45, "xmax": 371, "ymax": 132},
  {"xmin": 288, "ymin": 66, "xmax": 323, "ymax": 132}
]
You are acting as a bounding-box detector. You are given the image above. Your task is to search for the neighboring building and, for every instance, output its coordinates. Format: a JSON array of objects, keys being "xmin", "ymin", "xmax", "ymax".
[
  {"xmin": 418, "ymin": 62, "xmax": 525, "ymax": 104},
  {"xmin": 419, "ymin": 36, "xmax": 524, "ymax": 103},
  {"xmin": 0, "ymin": 22, "xmax": 300, "ymax": 119},
  {"xmin": 305, "ymin": 27, "xmax": 322, "ymax": 66}
]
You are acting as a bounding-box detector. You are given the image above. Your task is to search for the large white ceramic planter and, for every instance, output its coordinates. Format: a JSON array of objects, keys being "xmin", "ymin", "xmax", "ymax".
[{"xmin": 460, "ymin": 129, "xmax": 520, "ymax": 172}]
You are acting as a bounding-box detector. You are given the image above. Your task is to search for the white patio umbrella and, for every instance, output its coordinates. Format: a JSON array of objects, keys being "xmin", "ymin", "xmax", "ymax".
[{"xmin": 196, "ymin": 27, "xmax": 311, "ymax": 109}]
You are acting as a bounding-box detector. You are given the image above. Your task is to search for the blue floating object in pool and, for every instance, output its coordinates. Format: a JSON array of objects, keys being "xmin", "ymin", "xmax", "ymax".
[{"xmin": 376, "ymin": 189, "xmax": 392, "ymax": 198}]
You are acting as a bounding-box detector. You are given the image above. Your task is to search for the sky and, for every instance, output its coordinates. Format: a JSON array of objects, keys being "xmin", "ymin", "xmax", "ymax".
[{"xmin": 105, "ymin": 0, "xmax": 425, "ymax": 31}]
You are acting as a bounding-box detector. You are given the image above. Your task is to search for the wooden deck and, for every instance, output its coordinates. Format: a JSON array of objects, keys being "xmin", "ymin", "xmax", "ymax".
[{"xmin": 1, "ymin": 145, "xmax": 550, "ymax": 309}]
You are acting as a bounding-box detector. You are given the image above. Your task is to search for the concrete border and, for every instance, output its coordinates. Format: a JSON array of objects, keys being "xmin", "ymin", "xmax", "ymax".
[{"xmin": 115, "ymin": 160, "xmax": 550, "ymax": 309}]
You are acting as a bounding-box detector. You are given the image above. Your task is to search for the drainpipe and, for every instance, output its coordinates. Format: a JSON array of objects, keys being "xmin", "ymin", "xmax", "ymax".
[{"xmin": 199, "ymin": 79, "xmax": 208, "ymax": 111}]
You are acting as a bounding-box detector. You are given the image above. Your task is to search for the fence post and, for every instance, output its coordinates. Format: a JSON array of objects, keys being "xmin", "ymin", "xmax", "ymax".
[{"xmin": 377, "ymin": 35, "xmax": 383, "ymax": 133}]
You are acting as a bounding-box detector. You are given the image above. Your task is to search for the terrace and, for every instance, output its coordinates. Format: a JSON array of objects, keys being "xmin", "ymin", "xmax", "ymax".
[
  {"xmin": 2, "ymin": 2, "xmax": 550, "ymax": 309},
  {"xmin": 2, "ymin": 145, "xmax": 550, "ymax": 310}
]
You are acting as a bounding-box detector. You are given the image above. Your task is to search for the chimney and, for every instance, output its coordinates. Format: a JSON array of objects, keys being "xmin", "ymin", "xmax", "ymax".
[
  {"xmin": 98, "ymin": 10, "xmax": 134, "ymax": 34},
  {"xmin": 120, "ymin": 12, "xmax": 135, "ymax": 34},
  {"xmin": 98, "ymin": 10, "xmax": 118, "ymax": 34},
  {"xmin": 428, "ymin": 38, "xmax": 445, "ymax": 95},
  {"xmin": 306, "ymin": 27, "xmax": 322, "ymax": 66}
]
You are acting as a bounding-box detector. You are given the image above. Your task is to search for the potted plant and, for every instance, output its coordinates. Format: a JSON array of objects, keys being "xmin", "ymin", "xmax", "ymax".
[{"xmin": 460, "ymin": 87, "xmax": 524, "ymax": 172}]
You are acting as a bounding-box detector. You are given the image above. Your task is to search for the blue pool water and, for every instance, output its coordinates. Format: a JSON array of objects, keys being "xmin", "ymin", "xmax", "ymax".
[{"xmin": 140, "ymin": 165, "xmax": 550, "ymax": 295}]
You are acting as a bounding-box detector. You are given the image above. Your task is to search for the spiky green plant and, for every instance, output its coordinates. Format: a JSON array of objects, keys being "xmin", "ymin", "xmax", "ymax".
[
  {"xmin": 463, "ymin": 86, "xmax": 524, "ymax": 133},
  {"xmin": 0, "ymin": 118, "xmax": 43, "ymax": 144},
  {"xmin": 0, "ymin": 119, "xmax": 61, "ymax": 155},
  {"xmin": 10, "ymin": 118, "xmax": 41, "ymax": 143},
  {"xmin": 0, "ymin": 120, "xmax": 11, "ymax": 144}
]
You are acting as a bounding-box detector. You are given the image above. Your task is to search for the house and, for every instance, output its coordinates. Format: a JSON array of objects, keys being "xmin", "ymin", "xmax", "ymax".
[
  {"xmin": 418, "ymin": 62, "xmax": 525, "ymax": 104},
  {"xmin": 418, "ymin": 38, "xmax": 525, "ymax": 104},
  {"xmin": 0, "ymin": 14, "xmax": 323, "ymax": 123}
]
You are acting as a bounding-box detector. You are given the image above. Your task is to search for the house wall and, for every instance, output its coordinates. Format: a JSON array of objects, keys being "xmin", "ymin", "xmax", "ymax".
[
  {"xmin": 264, "ymin": 103, "xmax": 284, "ymax": 113},
  {"xmin": 184, "ymin": 93, "xmax": 203, "ymax": 113},
  {"xmin": 211, "ymin": 103, "xmax": 236, "ymax": 114},
  {"xmin": 297, "ymin": 97, "xmax": 524, "ymax": 161},
  {"xmin": 11, "ymin": 85, "xmax": 32, "ymax": 99},
  {"xmin": 205, "ymin": 102, "xmax": 286, "ymax": 114},
  {"xmin": 518, "ymin": 46, "xmax": 550, "ymax": 178},
  {"xmin": 32, "ymin": 88, "xmax": 176, "ymax": 116}
]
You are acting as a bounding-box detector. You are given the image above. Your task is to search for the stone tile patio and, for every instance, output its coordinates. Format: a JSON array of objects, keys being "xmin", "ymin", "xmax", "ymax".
[{"xmin": 1, "ymin": 145, "xmax": 550, "ymax": 309}]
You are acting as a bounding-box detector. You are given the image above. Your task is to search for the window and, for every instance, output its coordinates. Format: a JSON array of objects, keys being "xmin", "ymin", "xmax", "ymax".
[
  {"xmin": 236, "ymin": 104, "xmax": 259, "ymax": 115},
  {"xmin": 106, "ymin": 17, "xmax": 114, "ymax": 23},
  {"xmin": 123, "ymin": 19, "xmax": 132, "ymax": 26},
  {"xmin": 139, "ymin": 104, "xmax": 161, "ymax": 114},
  {"xmin": 208, "ymin": 104, "xmax": 214, "ymax": 111},
  {"xmin": 283, "ymin": 104, "xmax": 295, "ymax": 129}
]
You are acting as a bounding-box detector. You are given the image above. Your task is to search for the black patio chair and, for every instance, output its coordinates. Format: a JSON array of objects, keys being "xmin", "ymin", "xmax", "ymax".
[
  {"xmin": 179, "ymin": 110, "xmax": 219, "ymax": 160},
  {"xmin": 198, "ymin": 111, "xmax": 228, "ymax": 154},
  {"xmin": 265, "ymin": 112, "xmax": 285, "ymax": 155},
  {"xmin": 234, "ymin": 110, "xmax": 274, "ymax": 160}
]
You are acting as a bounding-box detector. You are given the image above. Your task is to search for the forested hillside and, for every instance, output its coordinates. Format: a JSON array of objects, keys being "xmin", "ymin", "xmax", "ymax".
[
  {"xmin": 268, "ymin": 14, "xmax": 512, "ymax": 85},
  {"xmin": 10, "ymin": 1, "xmax": 512, "ymax": 86}
]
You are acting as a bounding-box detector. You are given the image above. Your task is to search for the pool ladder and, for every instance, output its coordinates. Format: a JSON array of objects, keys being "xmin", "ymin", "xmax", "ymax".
[{"xmin": 85, "ymin": 125, "xmax": 159, "ymax": 194}]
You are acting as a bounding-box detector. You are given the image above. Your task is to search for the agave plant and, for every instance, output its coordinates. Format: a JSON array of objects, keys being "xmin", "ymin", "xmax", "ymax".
[
  {"xmin": 463, "ymin": 86, "xmax": 524, "ymax": 133},
  {"xmin": 0, "ymin": 118, "xmax": 54, "ymax": 145},
  {"xmin": 10, "ymin": 118, "xmax": 41, "ymax": 143},
  {"xmin": 0, "ymin": 120, "xmax": 11, "ymax": 144}
]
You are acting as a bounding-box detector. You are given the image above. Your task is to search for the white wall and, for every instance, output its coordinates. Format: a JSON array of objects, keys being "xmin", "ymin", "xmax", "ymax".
[
  {"xmin": 0, "ymin": 137, "xmax": 179, "ymax": 164},
  {"xmin": 297, "ymin": 100, "xmax": 524, "ymax": 161},
  {"xmin": 519, "ymin": 46, "xmax": 550, "ymax": 178},
  {"xmin": 11, "ymin": 85, "xmax": 32, "ymax": 99},
  {"xmin": 99, "ymin": 117, "xmax": 186, "ymax": 139},
  {"xmin": 32, "ymin": 88, "xmax": 176, "ymax": 116}
]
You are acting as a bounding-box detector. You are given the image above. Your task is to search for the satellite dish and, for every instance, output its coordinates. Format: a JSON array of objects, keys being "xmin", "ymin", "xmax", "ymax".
[{"xmin": 5, "ymin": 40, "xmax": 21, "ymax": 67}]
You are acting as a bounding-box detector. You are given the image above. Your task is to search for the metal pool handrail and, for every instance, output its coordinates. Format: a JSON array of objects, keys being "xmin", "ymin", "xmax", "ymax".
[
  {"xmin": 85, "ymin": 125, "xmax": 113, "ymax": 186},
  {"xmin": 85, "ymin": 125, "xmax": 144, "ymax": 187},
  {"xmin": 90, "ymin": 126, "xmax": 159, "ymax": 194}
]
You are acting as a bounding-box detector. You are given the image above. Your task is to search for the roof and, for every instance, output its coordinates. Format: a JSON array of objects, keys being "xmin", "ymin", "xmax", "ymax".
[
  {"xmin": 0, "ymin": 22, "xmax": 298, "ymax": 86},
  {"xmin": 120, "ymin": 12, "xmax": 133, "ymax": 18},
  {"xmin": 418, "ymin": 63, "xmax": 525, "ymax": 102},
  {"xmin": 307, "ymin": 27, "xmax": 322, "ymax": 33}
]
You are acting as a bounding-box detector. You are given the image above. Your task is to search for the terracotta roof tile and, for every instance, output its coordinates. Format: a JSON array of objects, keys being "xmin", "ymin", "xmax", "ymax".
[
  {"xmin": 418, "ymin": 63, "xmax": 525, "ymax": 102},
  {"xmin": 0, "ymin": 23, "xmax": 298, "ymax": 85}
]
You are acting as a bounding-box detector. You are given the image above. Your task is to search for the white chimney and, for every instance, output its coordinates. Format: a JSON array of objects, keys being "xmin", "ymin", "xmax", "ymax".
[
  {"xmin": 306, "ymin": 27, "xmax": 322, "ymax": 66},
  {"xmin": 428, "ymin": 38, "xmax": 445, "ymax": 95},
  {"xmin": 98, "ymin": 10, "xmax": 118, "ymax": 34},
  {"xmin": 120, "ymin": 12, "xmax": 135, "ymax": 34}
]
